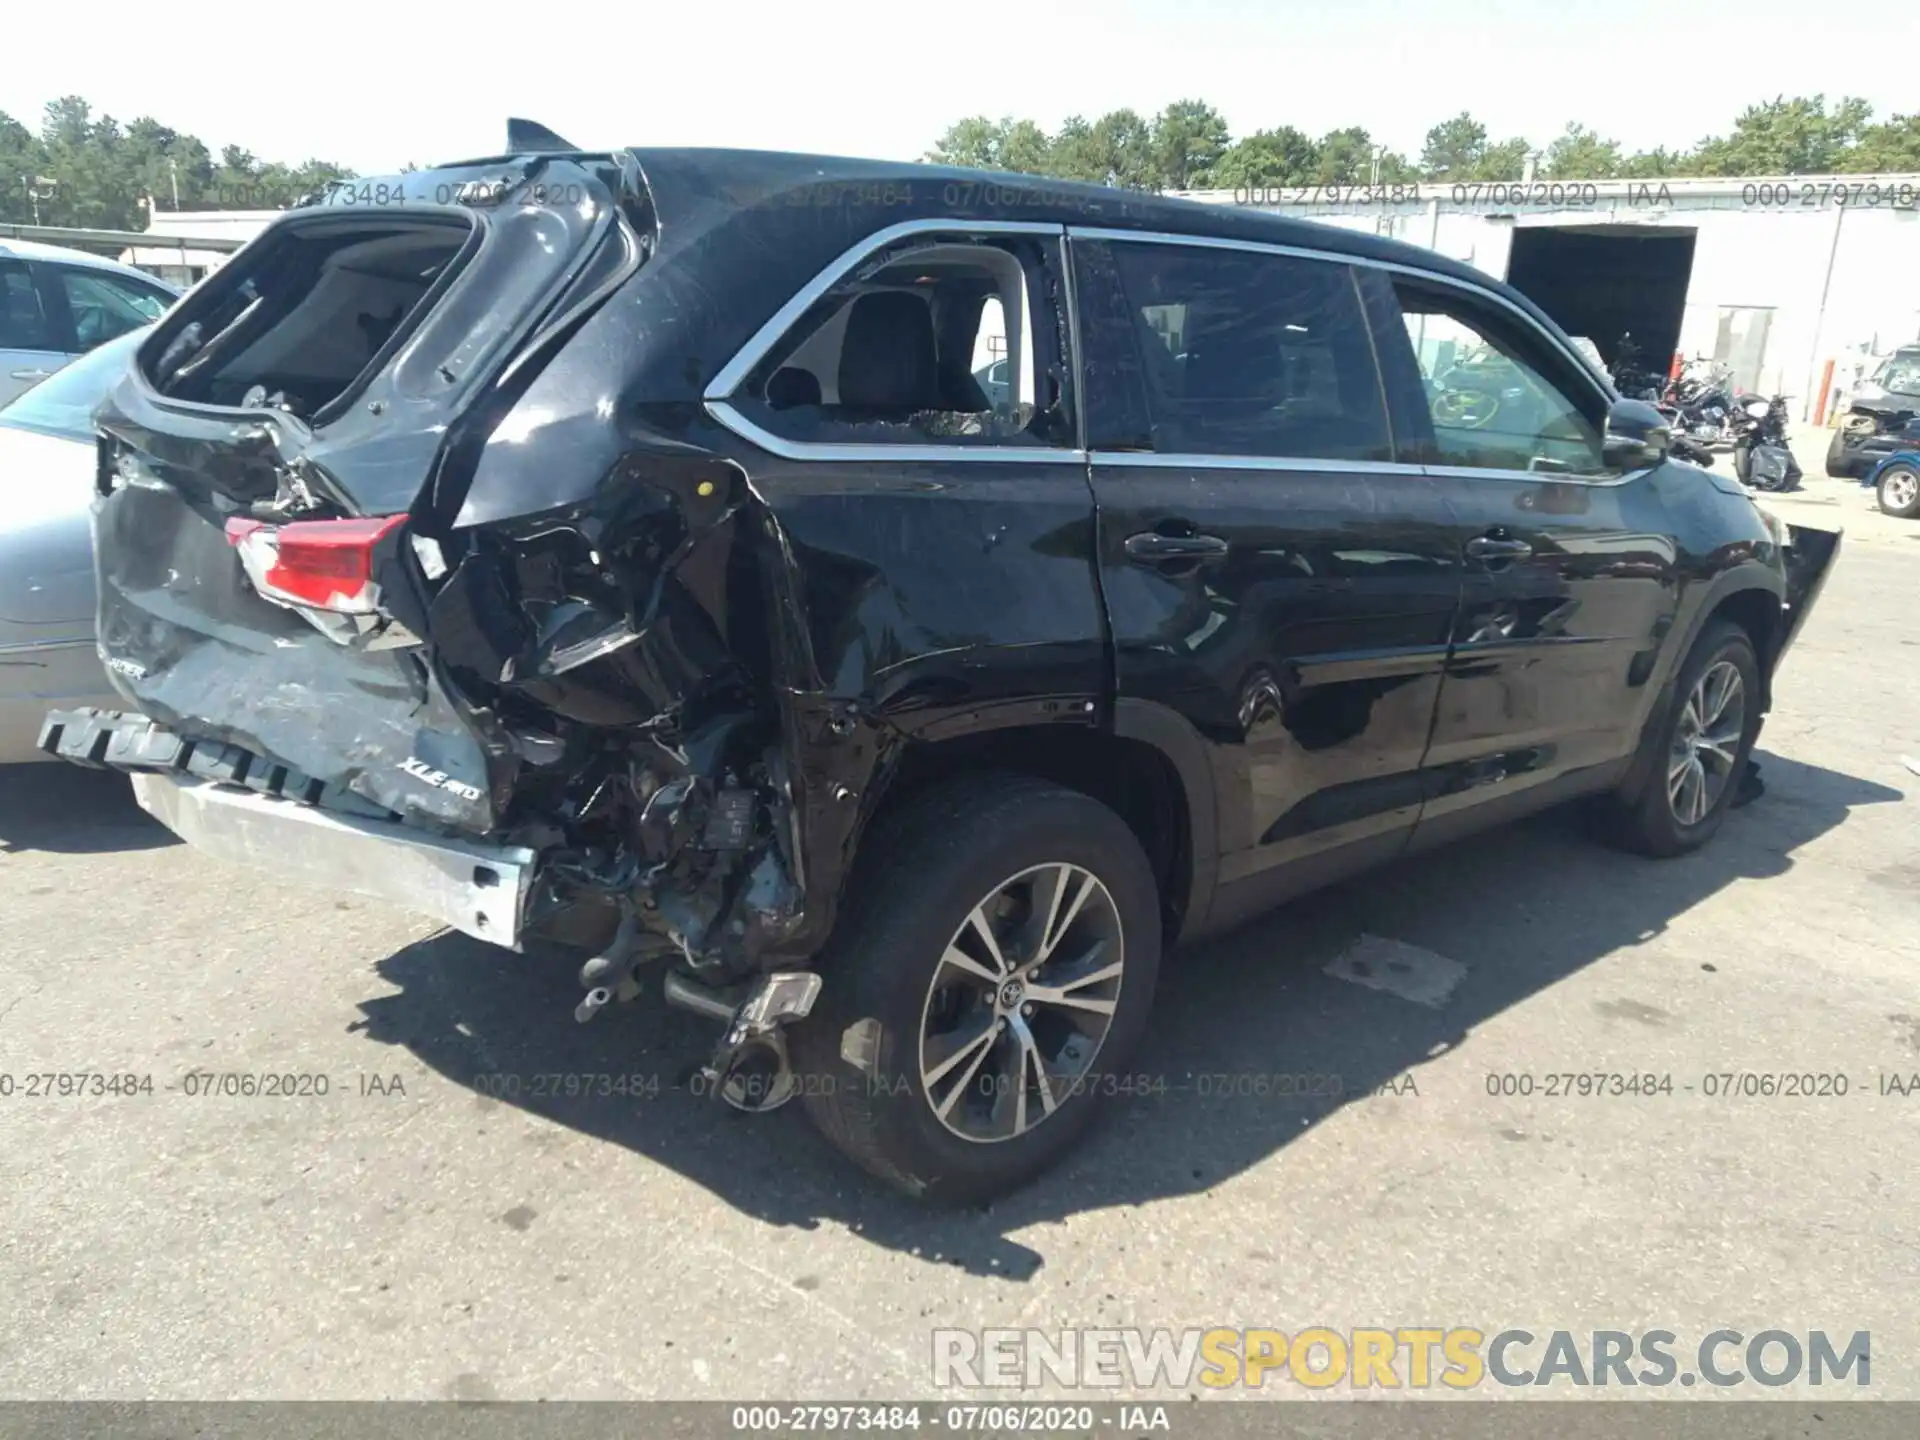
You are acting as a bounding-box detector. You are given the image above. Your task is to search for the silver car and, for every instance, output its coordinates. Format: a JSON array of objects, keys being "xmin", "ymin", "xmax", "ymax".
[
  {"xmin": 1, "ymin": 240, "xmax": 178, "ymax": 407},
  {"xmin": 0, "ymin": 327, "xmax": 150, "ymax": 763}
]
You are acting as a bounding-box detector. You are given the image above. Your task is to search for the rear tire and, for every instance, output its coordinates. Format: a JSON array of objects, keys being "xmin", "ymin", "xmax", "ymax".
[
  {"xmin": 1877, "ymin": 462, "xmax": 1920, "ymax": 518},
  {"xmin": 792, "ymin": 774, "xmax": 1162, "ymax": 1205},
  {"xmin": 1598, "ymin": 620, "xmax": 1761, "ymax": 858}
]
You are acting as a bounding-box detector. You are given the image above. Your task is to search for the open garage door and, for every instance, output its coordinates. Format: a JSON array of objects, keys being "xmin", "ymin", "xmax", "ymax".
[{"xmin": 1506, "ymin": 225, "xmax": 1696, "ymax": 389}]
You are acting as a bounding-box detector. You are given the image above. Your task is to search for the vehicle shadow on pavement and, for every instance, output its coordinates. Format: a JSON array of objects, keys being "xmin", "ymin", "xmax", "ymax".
[
  {"xmin": 0, "ymin": 763, "xmax": 176, "ymax": 854},
  {"xmin": 352, "ymin": 748, "xmax": 1902, "ymax": 1277}
]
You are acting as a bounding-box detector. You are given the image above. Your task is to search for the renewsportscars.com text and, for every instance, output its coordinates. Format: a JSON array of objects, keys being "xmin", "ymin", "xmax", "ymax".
[{"xmin": 932, "ymin": 1327, "xmax": 1870, "ymax": 1390}]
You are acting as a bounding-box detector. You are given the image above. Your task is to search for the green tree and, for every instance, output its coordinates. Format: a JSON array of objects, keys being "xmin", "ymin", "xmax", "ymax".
[
  {"xmin": 1309, "ymin": 126, "xmax": 1373, "ymax": 185},
  {"xmin": 1149, "ymin": 99, "xmax": 1230, "ymax": 190},
  {"xmin": 0, "ymin": 110, "xmax": 49, "ymax": 224},
  {"xmin": 35, "ymin": 96, "xmax": 134, "ymax": 226},
  {"xmin": 926, "ymin": 115, "xmax": 1052, "ymax": 175},
  {"xmin": 1048, "ymin": 110, "xmax": 1156, "ymax": 188},
  {"xmin": 1542, "ymin": 122, "xmax": 1622, "ymax": 179},
  {"xmin": 1211, "ymin": 126, "xmax": 1319, "ymax": 188},
  {"xmin": 1419, "ymin": 111, "xmax": 1489, "ymax": 180},
  {"xmin": 1417, "ymin": 112, "xmax": 1531, "ymax": 182},
  {"xmin": 1691, "ymin": 94, "xmax": 1873, "ymax": 174},
  {"xmin": 1619, "ymin": 147, "xmax": 1685, "ymax": 179},
  {"xmin": 1475, "ymin": 137, "xmax": 1531, "ymax": 181},
  {"xmin": 1840, "ymin": 113, "xmax": 1920, "ymax": 172}
]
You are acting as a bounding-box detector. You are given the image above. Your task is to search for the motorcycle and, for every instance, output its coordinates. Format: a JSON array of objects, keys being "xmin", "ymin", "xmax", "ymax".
[
  {"xmin": 1659, "ymin": 358, "xmax": 1758, "ymax": 451},
  {"xmin": 1610, "ymin": 334, "xmax": 1668, "ymax": 402},
  {"xmin": 1731, "ymin": 394, "xmax": 1801, "ymax": 492},
  {"xmin": 1668, "ymin": 433, "xmax": 1716, "ymax": 468}
]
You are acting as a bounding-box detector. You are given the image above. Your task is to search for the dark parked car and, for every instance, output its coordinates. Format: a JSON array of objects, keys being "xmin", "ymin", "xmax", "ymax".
[
  {"xmin": 1826, "ymin": 345, "xmax": 1920, "ymax": 478},
  {"xmin": 42, "ymin": 128, "xmax": 1841, "ymax": 1203}
]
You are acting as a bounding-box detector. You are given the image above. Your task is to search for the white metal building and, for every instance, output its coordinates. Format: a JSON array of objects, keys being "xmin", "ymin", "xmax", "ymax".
[
  {"xmin": 119, "ymin": 210, "xmax": 281, "ymax": 288},
  {"xmin": 1174, "ymin": 174, "xmax": 1920, "ymax": 420}
]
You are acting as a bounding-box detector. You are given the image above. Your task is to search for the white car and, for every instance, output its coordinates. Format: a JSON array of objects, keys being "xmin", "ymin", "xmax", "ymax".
[{"xmin": 0, "ymin": 240, "xmax": 180, "ymax": 407}]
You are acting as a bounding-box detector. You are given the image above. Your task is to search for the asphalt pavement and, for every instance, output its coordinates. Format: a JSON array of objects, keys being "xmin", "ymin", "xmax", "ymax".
[{"xmin": 0, "ymin": 469, "xmax": 1915, "ymax": 1405}]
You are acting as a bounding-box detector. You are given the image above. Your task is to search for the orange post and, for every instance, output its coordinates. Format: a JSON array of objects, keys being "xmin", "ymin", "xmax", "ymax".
[
  {"xmin": 1813, "ymin": 357, "xmax": 1835, "ymax": 425},
  {"xmin": 1669, "ymin": 350, "xmax": 1684, "ymax": 381}
]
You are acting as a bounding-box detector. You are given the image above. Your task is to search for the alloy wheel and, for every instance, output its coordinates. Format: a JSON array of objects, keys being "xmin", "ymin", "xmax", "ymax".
[
  {"xmin": 917, "ymin": 863, "xmax": 1125, "ymax": 1144},
  {"xmin": 1667, "ymin": 660, "xmax": 1746, "ymax": 827},
  {"xmin": 1882, "ymin": 467, "xmax": 1919, "ymax": 512}
]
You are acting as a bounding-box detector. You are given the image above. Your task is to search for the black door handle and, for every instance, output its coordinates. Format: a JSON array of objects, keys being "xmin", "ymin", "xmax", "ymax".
[
  {"xmin": 1465, "ymin": 534, "xmax": 1533, "ymax": 562},
  {"xmin": 1125, "ymin": 531, "xmax": 1230, "ymax": 564}
]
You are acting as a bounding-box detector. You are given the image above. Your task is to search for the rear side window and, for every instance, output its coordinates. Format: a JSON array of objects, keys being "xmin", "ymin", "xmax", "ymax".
[
  {"xmin": 54, "ymin": 267, "xmax": 170, "ymax": 351},
  {"xmin": 1089, "ymin": 240, "xmax": 1391, "ymax": 462},
  {"xmin": 722, "ymin": 234, "xmax": 1077, "ymax": 449}
]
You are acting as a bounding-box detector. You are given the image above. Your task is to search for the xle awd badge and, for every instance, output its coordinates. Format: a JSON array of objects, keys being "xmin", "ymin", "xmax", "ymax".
[{"xmin": 399, "ymin": 756, "xmax": 484, "ymax": 802}]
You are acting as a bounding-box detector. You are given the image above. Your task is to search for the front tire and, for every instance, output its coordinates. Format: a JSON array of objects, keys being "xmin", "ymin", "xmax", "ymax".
[
  {"xmin": 1599, "ymin": 620, "xmax": 1761, "ymax": 858},
  {"xmin": 1878, "ymin": 462, "xmax": 1920, "ymax": 518},
  {"xmin": 792, "ymin": 774, "xmax": 1162, "ymax": 1205},
  {"xmin": 1825, "ymin": 429, "xmax": 1859, "ymax": 479}
]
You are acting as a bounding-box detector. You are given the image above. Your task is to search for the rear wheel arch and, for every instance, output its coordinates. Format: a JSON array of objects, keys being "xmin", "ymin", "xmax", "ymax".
[{"xmin": 849, "ymin": 712, "xmax": 1211, "ymax": 947}]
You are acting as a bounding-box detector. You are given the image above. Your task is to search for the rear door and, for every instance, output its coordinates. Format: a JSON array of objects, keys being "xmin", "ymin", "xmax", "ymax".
[
  {"xmin": 1070, "ymin": 230, "xmax": 1465, "ymax": 927},
  {"xmin": 1363, "ymin": 269, "xmax": 1680, "ymax": 834}
]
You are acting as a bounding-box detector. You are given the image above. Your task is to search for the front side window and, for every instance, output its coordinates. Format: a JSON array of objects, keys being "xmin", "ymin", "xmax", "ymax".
[
  {"xmin": 55, "ymin": 268, "xmax": 171, "ymax": 351},
  {"xmin": 1392, "ymin": 282, "xmax": 1606, "ymax": 475},
  {"xmin": 724, "ymin": 234, "xmax": 1075, "ymax": 449},
  {"xmin": 1098, "ymin": 241, "xmax": 1392, "ymax": 462}
]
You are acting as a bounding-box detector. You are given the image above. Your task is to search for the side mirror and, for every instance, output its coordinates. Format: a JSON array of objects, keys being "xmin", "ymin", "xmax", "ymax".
[{"xmin": 1601, "ymin": 398, "xmax": 1671, "ymax": 471}]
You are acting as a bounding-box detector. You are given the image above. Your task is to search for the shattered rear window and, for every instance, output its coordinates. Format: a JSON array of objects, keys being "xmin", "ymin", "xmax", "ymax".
[{"xmin": 143, "ymin": 215, "xmax": 474, "ymax": 423}]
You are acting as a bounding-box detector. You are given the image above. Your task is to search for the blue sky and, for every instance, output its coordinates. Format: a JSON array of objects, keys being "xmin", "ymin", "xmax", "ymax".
[{"xmin": 9, "ymin": 0, "xmax": 1914, "ymax": 174}]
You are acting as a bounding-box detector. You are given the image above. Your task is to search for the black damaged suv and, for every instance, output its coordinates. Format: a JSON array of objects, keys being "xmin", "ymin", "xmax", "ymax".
[{"xmin": 44, "ymin": 123, "xmax": 1839, "ymax": 1202}]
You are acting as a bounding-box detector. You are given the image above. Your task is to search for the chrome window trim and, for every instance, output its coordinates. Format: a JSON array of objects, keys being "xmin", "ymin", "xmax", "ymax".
[
  {"xmin": 705, "ymin": 399, "xmax": 1087, "ymax": 465},
  {"xmin": 703, "ymin": 217, "xmax": 1068, "ymax": 402},
  {"xmin": 698, "ymin": 214, "xmax": 1644, "ymax": 477},
  {"xmin": 1088, "ymin": 450, "xmax": 1427, "ymax": 478},
  {"xmin": 1067, "ymin": 224, "xmax": 1616, "ymax": 421},
  {"xmin": 1421, "ymin": 461, "xmax": 1656, "ymax": 488}
]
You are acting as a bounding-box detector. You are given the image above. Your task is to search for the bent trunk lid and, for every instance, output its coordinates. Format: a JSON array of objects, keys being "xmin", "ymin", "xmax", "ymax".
[{"xmin": 89, "ymin": 155, "xmax": 650, "ymax": 831}]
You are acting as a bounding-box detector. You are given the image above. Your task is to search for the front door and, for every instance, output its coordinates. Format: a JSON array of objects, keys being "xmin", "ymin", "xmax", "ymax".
[
  {"xmin": 1362, "ymin": 270, "xmax": 1681, "ymax": 836},
  {"xmin": 0, "ymin": 259, "xmax": 71, "ymax": 407},
  {"xmin": 1070, "ymin": 230, "xmax": 1465, "ymax": 930}
]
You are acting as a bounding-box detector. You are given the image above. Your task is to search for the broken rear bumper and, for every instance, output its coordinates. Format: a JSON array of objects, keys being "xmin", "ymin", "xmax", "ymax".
[
  {"xmin": 40, "ymin": 706, "xmax": 537, "ymax": 946},
  {"xmin": 130, "ymin": 770, "xmax": 538, "ymax": 947}
]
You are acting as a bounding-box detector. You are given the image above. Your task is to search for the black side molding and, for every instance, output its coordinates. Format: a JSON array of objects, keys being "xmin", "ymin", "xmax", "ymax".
[{"xmin": 37, "ymin": 708, "xmax": 393, "ymax": 819}]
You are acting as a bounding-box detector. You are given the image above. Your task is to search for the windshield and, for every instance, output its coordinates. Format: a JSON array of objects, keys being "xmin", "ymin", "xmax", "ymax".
[
  {"xmin": 1873, "ymin": 355, "xmax": 1920, "ymax": 394},
  {"xmin": 0, "ymin": 326, "xmax": 151, "ymax": 440}
]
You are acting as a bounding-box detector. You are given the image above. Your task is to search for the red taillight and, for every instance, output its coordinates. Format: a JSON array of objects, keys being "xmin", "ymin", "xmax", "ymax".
[{"xmin": 225, "ymin": 514, "xmax": 405, "ymax": 613}]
